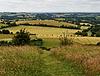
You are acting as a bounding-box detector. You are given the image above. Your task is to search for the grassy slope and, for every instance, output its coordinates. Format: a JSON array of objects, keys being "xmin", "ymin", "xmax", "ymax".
[
  {"xmin": 0, "ymin": 45, "xmax": 99, "ymax": 76},
  {"xmin": 50, "ymin": 45, "xmax": 100, "ymax": 76},
  {"xmin": 0, "ymin": 46, "xmax": 85, "ymax": 76}
]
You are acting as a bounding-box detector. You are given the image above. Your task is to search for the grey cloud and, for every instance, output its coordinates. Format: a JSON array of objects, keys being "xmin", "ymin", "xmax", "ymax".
[{"xmin": 0, "ymin": 0, "xmax": 100, "ymax": 12}]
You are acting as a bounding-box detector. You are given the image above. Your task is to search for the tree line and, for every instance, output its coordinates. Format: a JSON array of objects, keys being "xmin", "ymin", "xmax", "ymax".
[{"xmin": 20, "ymin": 23, "xmax": 80, "ymax": 29}]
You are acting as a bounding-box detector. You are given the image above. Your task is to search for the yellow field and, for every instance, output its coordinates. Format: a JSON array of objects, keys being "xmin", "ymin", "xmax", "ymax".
[
  {"xmin": 74, "ymin": 37, "xmax": 100, "ymax": 44},
  {"xmin": 0, "ymin": 34, "xmax": 14, "ymax": 39},
  {"xmin": 16, "ymin": 20, "xmax": 77, "ymax": 27},
  {"xmin": 53, "ymin": 14, "xmax": 71, "ymax": 17},
  {"xmin": 81, "ymin": 26, "xmax": 89, "ymax": 29},
  {"xmin": 80, "ymin": 23, "xmax": 92, "ymax": 26},
  {"xmin": 5, "ymin": 25, "xmax": 79, "ymax": 36},
  {"xmin": 0, "ymin": 25, "xmax": 100, "ymax": 45}
]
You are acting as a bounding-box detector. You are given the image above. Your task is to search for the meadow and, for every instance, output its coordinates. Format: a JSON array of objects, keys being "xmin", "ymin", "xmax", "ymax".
[
  {"xmin": 0, "ymin": 13, "xmax": 100, "ymax": 76},
  {"xmin": 1, "ymin": 25, "xmax": 99, "ymax": 48},
  {"xmin": 0, "ymin": 45, "xmax": 100, "ymax": 76},
  {"xmin": 0, "ymin": 23, "xmax": 8, "ymax": 28},
  {"xmin": 50, "ymin": 45, "xmax": 100, "ymax": 76},
  {"xmin": 16, "ymin": 20, "xmax": 77, "ymax": 27},
  {"xmin": 0, "ymin": 34, "xmax": 100, "ymax": 48},
  {"xmin": 5, "ymin": 25, "xmax": 79, "ymax": 35}
]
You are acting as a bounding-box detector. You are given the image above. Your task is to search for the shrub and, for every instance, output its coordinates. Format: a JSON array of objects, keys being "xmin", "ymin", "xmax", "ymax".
[
  {"xmin": 29, "ymin": 38, "xmax": 43, "ymax": 46},
  {"xmin": 2, "ymin": 29, "xmax": 10, "ymax": 34},
  {"xmin": 12, "ymin": 29, "xmax": 30, "ymax": 45},
  {"xmin": 97, "ymin": 42, "xmax": 100, "ymax": 46},
  {"xmin": 59, "ymin": 32, "xmax": 74, "ymax": 46},
  {"xmin": 75, "ymin": 31, "xmax": 82, "ymax": 35},
  {"xmin": 96, "ymin": 32, "xmax": 100, "ymax": 37},
  {"xmin": 0, "ymin": 41, "xmax": 12, "ymax": 46}
]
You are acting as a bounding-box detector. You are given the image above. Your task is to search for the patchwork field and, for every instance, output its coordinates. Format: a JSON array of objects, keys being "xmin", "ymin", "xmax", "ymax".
[
  {"xmin": 4, "ymin": 25, "xmax": 80, "ymax": 36},
  {"xmin": 16, "ymin": 20, "xmax": 77, "ymax": 27},
  {"xmin": 0, "ymin": 23, "xmax": 8, "ymax": 27},
  {"xmin": 0, "ymin": 34, "xmax": 100, "ymax": 48}
]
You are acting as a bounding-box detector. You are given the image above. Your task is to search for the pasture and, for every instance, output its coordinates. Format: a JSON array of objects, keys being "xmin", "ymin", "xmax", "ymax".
[
  {"xmin": 0, "ymin": 34, "xmax": 100, "ymax": 48},
  {"xmin": 5, "ymin": 25, "xmax": 80, "ymax": 36},
  {"xmin": 0, "ymin": 23, "xmax": 8, "ymax": 27},
  {"xmin": 16, "ymin": 20, "xmax": 77, "ymax": 27}
]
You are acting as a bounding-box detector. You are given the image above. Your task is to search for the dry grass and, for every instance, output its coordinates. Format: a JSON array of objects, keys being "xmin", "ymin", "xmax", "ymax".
[
  {"xmin": 50, "ymin": 45, "xmax": 100, "ymax": 76},
  {"xmin": 80, "ymin": 23, "xmax": 92, "ymax": 26},
  {"xmin": 0, "ymin": 34, "xmax": 14, "ymax": 39},
  {"xmin": 16, "ymin": 20, "xmax": 77, "ymax": 27},
  {"xmin": 0, "ymin": 46, "xmax": 48, "ymax": 76}
]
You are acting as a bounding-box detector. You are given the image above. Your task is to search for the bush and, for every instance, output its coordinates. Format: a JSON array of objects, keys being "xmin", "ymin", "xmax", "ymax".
[
  {"xmin": 29, "ymin": 38, "xmax": 43, "ymax": 46},
  {"xmin": 59, "ymin": 32, "xmax": 74, "ymax": 46},
  {"xmin": 2, "ymin": 29, "xmax": 10, "ymax": 34},
  {"xmin": 39, "ymin": 46, "xmax": 51, "ymax": 51},
  {"xmin": 12, "ymin": 29, "xmax": 30, "ymax": 45},
  {"xmin": 97, "ymin": 42, "xmax": 100, "ymax": 46},
  {"xmin": 75, "ymin": 31, "xmax": 82, "ymax": 35},
  {"xmin": 96, "ymin": 32, "xmax": 100, "ymax": 37},
  {"xmin": 0, "ymin": 41, "xmax": 12, "ymax": 46}
]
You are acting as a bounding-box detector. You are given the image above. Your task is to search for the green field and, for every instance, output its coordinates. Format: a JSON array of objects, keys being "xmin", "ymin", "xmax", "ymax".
[
  {"xmin": 16, "ymin": 20, "xmax": 77, "ymax": 27},
  {"xmin": 4, "ymin": 25, "xmax": 80, "ymax": 36},
  {"xmin": 0, "ymin": 34, "xmax": 100, "ymax": 48},
  {"xmin": 0, "ymin": 23, "xmax": 8, "ymax": 27}
]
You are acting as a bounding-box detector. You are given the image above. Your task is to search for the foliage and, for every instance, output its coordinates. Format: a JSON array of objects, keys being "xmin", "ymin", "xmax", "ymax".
[
  {"xmin": 97, "ymin": 42, "xmax": 100, "ymax": 46},
  {"xmin": 0, "ymin": 41, "xmax": 12, "ymax": 46},
  {"xmin": 0, "ymin": 29, "xmax": 13, "ymax": 34},
  {"xmin": 75, "ymin": 31, "xmax": 82, "ymax": 35},
  {"xmin": 96, "ymin": 32, "xmax": 100, "ymax": 37},
  {"xmin": 59, "ymin": 32, "xmax": 74, "ymax": 46},
  {"xmin": 21, "ymin": 23, "xmax": 80, "ymax": 29},
  {"xmin": 29, "ymin": 38, "xmax": 43, "ymax": 46},
  {"xmin": 0, "ymin": 22, "xmax": 18, "ymax": 29},
  {"xmin": 12, "ymin": 29, "xmax": 30, "ymax": 45}
]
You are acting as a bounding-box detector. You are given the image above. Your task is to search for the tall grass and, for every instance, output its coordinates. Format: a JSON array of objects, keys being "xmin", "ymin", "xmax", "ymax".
[
  {"xmin": 50, "ymin": 45, "xmax": 100, "ymax": 76},
  {"xmin": 0, "ymin": 46, "xmax": 49, "ymax": 76}
]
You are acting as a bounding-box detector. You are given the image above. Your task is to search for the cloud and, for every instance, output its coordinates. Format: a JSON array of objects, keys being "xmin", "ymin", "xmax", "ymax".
[{"xmin": 0, "ymin": 0, "xmax": 100, "ymax": 12}]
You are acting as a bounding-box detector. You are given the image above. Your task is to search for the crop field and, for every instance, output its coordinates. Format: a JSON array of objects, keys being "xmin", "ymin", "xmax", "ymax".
[
  {"xmin": 16, "ymin": 20, "xmax": 77, "ymax": 27},
  {"xmin": 5, "ymin": 25, "xmax": 80, "ymax": 35},
  {"xmin": 0, "ymin": 34, "xmax": 100, "ymax": 48},
  {"xmin": 53, "ymin": 14, "xmax": 71, "ymax": 17},
  {"xmin": 74, "ymin": 37, "xmax": 100, "ymax": 44},
  {"xmin": 80, "ymin": 23, "xmax": 92, "ymax": 26},
  {"xmin": 0, "ymin": 23, "xmax": 8, "ymax": 27}
]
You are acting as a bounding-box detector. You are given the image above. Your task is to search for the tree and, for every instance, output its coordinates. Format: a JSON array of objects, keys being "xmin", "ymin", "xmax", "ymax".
[
  {"xmin": 12, "ymin": 29, "xmax": 30, "ymax": 45},
  {"xmin": 2, "ymin": 29, "xmax": 10, "ymax": 34},
  {"xmin": 96, "ymin": 32, "xmax": 100, "ymax": 37}
]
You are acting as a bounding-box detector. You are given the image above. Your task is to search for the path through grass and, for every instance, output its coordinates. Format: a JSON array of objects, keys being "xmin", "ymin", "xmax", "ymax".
[{"xmin": 41, "ymin": 51, "xmax": 83, "ymax": 76}]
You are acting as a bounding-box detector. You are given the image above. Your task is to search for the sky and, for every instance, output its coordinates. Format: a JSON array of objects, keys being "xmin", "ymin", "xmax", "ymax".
[{"xmin": 0, "ymin": 0, "xmax": 100, "ymax": 12}]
